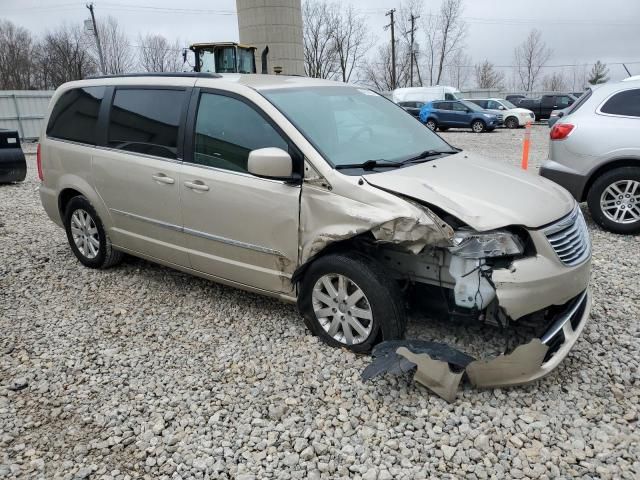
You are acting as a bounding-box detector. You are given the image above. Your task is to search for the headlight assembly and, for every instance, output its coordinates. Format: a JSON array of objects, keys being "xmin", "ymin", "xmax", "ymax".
[{"xmin": 449, "ymin": 230, "xmax": 524, "ymax": 259}]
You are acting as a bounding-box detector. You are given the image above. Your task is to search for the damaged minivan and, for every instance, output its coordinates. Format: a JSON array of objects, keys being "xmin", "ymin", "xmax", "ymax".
[{"xmin": 39, "ymin": 73, "xmax": 591, "ymax": 390}]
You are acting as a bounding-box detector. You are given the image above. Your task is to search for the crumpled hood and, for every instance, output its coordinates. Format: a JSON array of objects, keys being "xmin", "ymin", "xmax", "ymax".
[{"xmin": 364, "ymin": 152, "xmax": 575, "ymax": 231}]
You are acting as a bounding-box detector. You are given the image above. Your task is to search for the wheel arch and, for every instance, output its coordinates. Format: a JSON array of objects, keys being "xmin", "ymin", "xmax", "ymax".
[{"xmin": 582, "ymin": 157, "xmax": 640, "ymax": 202}]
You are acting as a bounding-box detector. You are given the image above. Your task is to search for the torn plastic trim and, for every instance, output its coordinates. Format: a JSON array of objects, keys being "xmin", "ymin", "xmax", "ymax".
[{"xmin": 362, "ymin": 289, "xmax": 590, "ymax": 402}]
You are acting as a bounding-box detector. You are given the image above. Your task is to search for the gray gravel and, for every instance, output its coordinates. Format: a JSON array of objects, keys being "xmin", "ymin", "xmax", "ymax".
[{"xmin": 1, "ymin": 128, "xmax": 639, "ymax": 479}]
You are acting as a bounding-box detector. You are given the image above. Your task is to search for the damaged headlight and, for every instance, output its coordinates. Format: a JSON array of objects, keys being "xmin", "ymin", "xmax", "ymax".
[{"xmin": 449, "ymin": 230, "xmax": 524, "ymax": 258}]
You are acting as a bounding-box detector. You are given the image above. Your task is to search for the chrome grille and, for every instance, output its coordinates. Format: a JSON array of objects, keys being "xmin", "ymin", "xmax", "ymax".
[{"xmin": 543, "ymin": 207, "xmax": 591, "ymax": 266}]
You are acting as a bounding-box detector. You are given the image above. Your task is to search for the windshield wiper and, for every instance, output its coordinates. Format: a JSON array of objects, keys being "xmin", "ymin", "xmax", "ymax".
[
  {"xmin": 399, "ymin": 149, "xmax": 459, "ymax": 165},
  {"xmin": 335, "ymin": 159, "xmax": 403, "ymax": 171}
]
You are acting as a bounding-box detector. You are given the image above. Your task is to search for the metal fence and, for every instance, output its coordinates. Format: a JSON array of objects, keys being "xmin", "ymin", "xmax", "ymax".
[{"xmin": 0, "ymin": 90, "xmax": 53, "ymax": 141}]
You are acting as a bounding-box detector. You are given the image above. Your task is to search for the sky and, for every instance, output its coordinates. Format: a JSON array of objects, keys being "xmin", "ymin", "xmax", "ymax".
[{"xmin": 3, "ymin": 0, "xmax": 640, "ymax": 85}]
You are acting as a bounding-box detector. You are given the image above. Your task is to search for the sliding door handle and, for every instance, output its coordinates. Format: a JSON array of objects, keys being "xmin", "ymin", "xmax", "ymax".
[
  {"xmin": 152, "ymin": 173, "xmax": 175, "ymax": 185},
  {"xmin": 184, "ymin": 180, "xmax": 209, "ymax": 192}
]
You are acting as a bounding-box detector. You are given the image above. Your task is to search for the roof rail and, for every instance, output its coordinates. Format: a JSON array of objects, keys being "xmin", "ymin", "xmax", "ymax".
[{"xmin": 86, "ymin": 72, "xmax": 222, "ymax": 80}]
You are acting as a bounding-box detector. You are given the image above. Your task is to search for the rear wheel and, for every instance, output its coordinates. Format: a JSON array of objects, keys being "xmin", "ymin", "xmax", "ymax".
[
  {"xmin": 587, "ymin": 167, "xmax": 640, "ymax": 234},
  {"xmin": 505, "ymin": 116, "xmax": 519, "ymax": 129},
  {"xmin": 63, "ymin": 196, "xmax": 123, "ymax": 268},
  {"xmin": 425, "ymin": 119, "xmax": 437, "ymax": 131},
  {"xmin": 298, "ymin": 253, "xmax": 406, "ymax": 353},
  {"xmin": 471, "ymin": 120, "xmax": 486, "ymax": 133}
]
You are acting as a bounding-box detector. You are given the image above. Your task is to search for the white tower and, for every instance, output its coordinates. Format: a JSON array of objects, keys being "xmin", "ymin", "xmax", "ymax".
[{"xmin": 236, "ymin": 0, "xmax": 305, "ymax": 76}]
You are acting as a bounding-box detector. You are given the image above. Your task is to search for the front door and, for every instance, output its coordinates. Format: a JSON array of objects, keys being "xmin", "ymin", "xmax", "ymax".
[
  {"xmin": 92, "ymin": 87, "xmax": 190, "ymax": 267},
  {"xmin": 180, "ymin": 90, "xmax": 300, "ymax": 293}
]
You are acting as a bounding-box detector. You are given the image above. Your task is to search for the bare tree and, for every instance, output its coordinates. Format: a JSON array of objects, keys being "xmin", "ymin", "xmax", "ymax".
[
  {"xmin": 542, "ymin": 71, "xmax": 566, "ymax": 91},
  {"xmin": 37, "ymin": 24, "xmax": 97, "ymax": 88},
  {"xmin": 434, "ymin": 0, "xmax": 466, "ymax": 85},
  {"xmin": 331, "ymin": 5, "xmax": 371, "ymax": 83},
  {"xmin": 513, "ymin": 29, "xmax": 552, "ymax": 92},
  {"xmin": 362, "ymin": 43, "xmax": 411, "ymax": 91},
  {"xmin": 419, "ymin": 14, "xmax": 439, "ymax": 86},
  {"xmin": 302, "ymin": 0, "xmax": 338, "ymax": 79},
  {"xmin": 447, "ymin": 51, "xmax": 472, "ymax": 89},
  {"xmin": 91, "ymin": 16, "xmax": 136, "ymax": 74},
  {"xmin": 0, "ymin": 20, "xmax": 36, "ymax": 89},
  {"xmin": 138, "ymin": 34, "xmax": 182, "ymax": 72},
  {"xmin": 474, "ymin": 60, "xmax": 504, "ymax": 89}
]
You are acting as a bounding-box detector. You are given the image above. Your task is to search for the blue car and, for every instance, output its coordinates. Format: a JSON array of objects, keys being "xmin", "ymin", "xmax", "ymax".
[{"xmin": 419, "ymin": 100, "xmax": 501, "ymax": 133}]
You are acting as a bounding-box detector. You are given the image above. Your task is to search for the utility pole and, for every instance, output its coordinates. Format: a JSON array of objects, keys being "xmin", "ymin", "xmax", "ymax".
[
  {"xmin": 86, "ymin": 3, "xmax": 106, "ymax": 75},
  {"xmin": 384, "ymin": 9, "xmax": 396, "ymax": 90},
  {"xmin": 407, "ymin": 14, "xmax": 420, "ymax": 87}
]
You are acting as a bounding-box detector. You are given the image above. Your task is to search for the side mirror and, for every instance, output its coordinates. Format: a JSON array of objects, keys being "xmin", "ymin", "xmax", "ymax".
[
  {"xmin": 247, "ymin": 147, "xmax": 293, "ymax": 179},
  {"xmin": 558, "ymin": 112, "xmax": 565, "ymax": 118},
  {"xmin": 499, "ymin": 106, "xmax": 506, "ymax": 110}
]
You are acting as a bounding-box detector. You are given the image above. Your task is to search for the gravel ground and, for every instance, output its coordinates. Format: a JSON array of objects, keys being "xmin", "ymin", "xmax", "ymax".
[{"xmin": 1, "ymin": 128, "xmax": 639, "ymax": 479}]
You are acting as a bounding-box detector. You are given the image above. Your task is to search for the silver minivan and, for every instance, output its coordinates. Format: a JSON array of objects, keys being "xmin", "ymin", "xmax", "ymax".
[{"xmin": 39, "ymin": 73, "xmax": 591, "ymax": 386}]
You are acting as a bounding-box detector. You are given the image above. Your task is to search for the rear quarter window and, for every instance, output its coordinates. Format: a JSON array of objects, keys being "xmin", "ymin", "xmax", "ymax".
[
  {"xmin": 600, "ymin": 89, "xmax": 640, "ymax": 117},
  {"xmin": 46, "ymin": 86, "xmax": 106, "ymax": 145}
]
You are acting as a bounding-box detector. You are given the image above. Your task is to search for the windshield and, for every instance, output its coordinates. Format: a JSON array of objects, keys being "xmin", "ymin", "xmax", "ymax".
[
  {"xmin": 501, "ymin": 100, "xmax": 517, "ymax": 109},
  {"xmin": 261, "ymin": 86, "xmax": 453, "ymax": 168},
  {"xmin": 461, "ymin": 100, "xmax": 483, "ymax": 112}
]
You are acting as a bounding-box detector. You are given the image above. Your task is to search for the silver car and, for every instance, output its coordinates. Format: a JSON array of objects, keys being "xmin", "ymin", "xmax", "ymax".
[
  {"xmin": 467, "ymin": 98, "xmax": 535, "ymax": 129},
  {"xmin": 541, "ymin": 79, "xmax": 640, "ymax": 234},
  {"xmin": 38, "ymin": 73, "xmax": 591, "ymax": 389}
]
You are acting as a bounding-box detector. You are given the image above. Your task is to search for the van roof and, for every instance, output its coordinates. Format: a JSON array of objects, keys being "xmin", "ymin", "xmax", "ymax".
[{"xmin": 61, "ymin": 73, "xmax": 351, "ymax": 92}]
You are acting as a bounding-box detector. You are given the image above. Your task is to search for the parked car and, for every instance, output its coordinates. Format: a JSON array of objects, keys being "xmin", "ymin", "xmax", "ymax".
[
  {"xmin": 0, "ymin": 129, "xmax": 27, "ymax": 183},
  {"xmin": 540, "ymin": 80, "xmax": 640, "ymax": 234},
  {"xmin": 467, "ymin": 98, "xmax": 535, "ymax": 129},
  {"xmin": 548, "ymin": 105, "xmax": 575, "ymax": 128},
  {"xmin": 38, "ymin": 73, "xmax": 591, "ymax": 388},
  {"xmin": 419, "ymin": 100, "xmax": 502, "ymax": 132},
  {"xmin": 392, "ymin": 86, "xmax": 462, "ymax": 104},
  {"xmin": 505, "ymin": 94, "xmax": 526, "ymax": 105},
  {"xmin": 397, "ymin": 101, "xmax": 424, "ymax": 119},
  {"xmin": 518, "ymin": 94, "xmax": 577, "ymax": 121}
]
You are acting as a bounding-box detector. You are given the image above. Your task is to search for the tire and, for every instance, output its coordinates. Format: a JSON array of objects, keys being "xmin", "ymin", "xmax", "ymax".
[
  {"xmin": 439, "ymin": 127, "xmax": 450, "ymax": 132},
  {"xmin": 298, "ymin": 252, "xmax": 406, "ymax": 353},
  {"xmin": 505, "ymin": 116, "xmax": 519, "ymax": 129},
  {"xmin": 63, "ymin": 196, "xmax": 123, "ymax": 268},
  {"xmin": 425, "ymin": 119, "xmax": 437, "ymax": 131},
  {"xmin": 586, "ymin": 167, "xmax": 640, "ymax": 234},
  {"xmin": 471, "ymin": 120, "xmax": 486, "ymax": 133}
]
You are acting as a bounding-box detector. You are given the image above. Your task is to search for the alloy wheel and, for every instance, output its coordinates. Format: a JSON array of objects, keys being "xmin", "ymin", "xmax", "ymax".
[
  {"xmin": 311, "ymin": 273, "xmax": 373, "ymax": 345},
  {"xmin": 70, "ymin": 209, "xmax": 100, "ymax": 258},
  {"xmin": 600, "ymin": 179, "xmax": 640, "ymax": 224}
]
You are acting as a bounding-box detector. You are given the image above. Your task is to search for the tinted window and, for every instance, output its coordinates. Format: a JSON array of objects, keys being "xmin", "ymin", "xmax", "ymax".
[
  {"xmin": 434, "ymin": 102, "xmax": 449, "ymax": 110},
  {"xmin": 601, "ymin": 89, "xmax": 640, "ymax": 117},
  {"xmin": 471, "ymin": 100, "xmax": 487, "ymax": 109},
  {"xmin": 487, "ymin": 100, "xmax": 502, "ymax": 110},
  {"xmin": 193, "ymin": 92, "xmax": 287, "ymax": 173},
  {"xmin": 451, "ymin": 102, "xmax": 468, "ymax": 112},
  {"xmin": 444, "ymin": 93, "xmax": 456, "ymax": 100},
  {"xmin": 556, "ymin": 96, "xmax": 572, "ymax": 108},
  {"xmin": 47, "ymin": 87, "xmax": 105, "ymax": 145},
  {"xmin": 108, "ymin": 88, "xmax": 186, "ymax": 159}
]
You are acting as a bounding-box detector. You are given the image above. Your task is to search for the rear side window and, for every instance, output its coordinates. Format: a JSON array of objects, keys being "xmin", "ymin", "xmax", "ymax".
[
  {"xmin": 472, "ymin": 100, "xmax": 487, "ymax": 109},
  {"xmin": 600, "ymin": 89, "xmax": 640, "ymax": 117},
  {"xmin": 192, "ymin": 92, "xmax": 287, "ymax": 173},
  {"xmin": 108, "ymin": 88, "xmax": 186, "ymax": 159},
  {"xmin": 47, "ymin": 87, "xmax": 105, "ymax": 145}
]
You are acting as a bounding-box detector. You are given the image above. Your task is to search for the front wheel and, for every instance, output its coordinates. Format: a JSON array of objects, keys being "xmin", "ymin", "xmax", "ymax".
[
  {"xmin": 505, "ymin": 116, "xmax": 519, "ymax": 129},
  {"xmin": 298, "ymin": 253, "xmax": 406, "ymax": 353},
  {"xmin": 425, "ymin": 119, "xmax": 437, "ymax": 131},
  {"xmin": 471, "ymin": 120, "xmax": 486, "ymax": 133},
  {"xmin": 64, "ymin": 196, "xmax": 124, "ymax": 268},
  {"xmin": 587, "ymin": 167, "xmax": 640, "ymax": 234}
]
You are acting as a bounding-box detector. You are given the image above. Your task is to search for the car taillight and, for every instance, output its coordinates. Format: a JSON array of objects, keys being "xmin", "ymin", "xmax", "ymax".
[
  {"xmin": 550, "ymin": 123, "xmax": 574, "ymax": 140},
  {"xmin": 36, "ymin": 143, "xmax": 43, "ymax": 181}
]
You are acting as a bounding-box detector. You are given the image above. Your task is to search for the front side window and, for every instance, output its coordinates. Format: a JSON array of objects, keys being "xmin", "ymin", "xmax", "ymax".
[
  {"xmin": 557, "ymin": 96, "xmax": 571, "ymax": 108},
  {"xmin": 107, "ymin": 88, "xmax": 186, "ymax": 159},
  {"xmin": 452, "ymin": 102, "xmax": 468, "ymax": 112},
  {"xmin": 193, "ymin": 92, "xmax": 287, "ymax": 173},
  {"xmin": 600, "ymin": 89, "xmax": 640, "ymax": 117},
  {"xmin": 487, "ymin": 100, "xmax": 502, "ymax": 110},
  {"xmin": 261, "ymin": 86, "xmax": 452, "ymax": 168},
  {"xmin": 47, "ymin": 86, "xmax": 105, "ymax": 145}
]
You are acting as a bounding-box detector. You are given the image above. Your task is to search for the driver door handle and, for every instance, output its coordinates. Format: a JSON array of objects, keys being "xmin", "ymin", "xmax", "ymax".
[{"xmin": 184, "ymin": 180, "xmax": 209, "ymax": 192}]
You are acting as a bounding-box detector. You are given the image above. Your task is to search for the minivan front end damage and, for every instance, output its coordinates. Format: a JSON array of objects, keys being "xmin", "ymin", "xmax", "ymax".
[{"xmin": 298, "ymin": 177, "xmax": 591, "ymax": 400}]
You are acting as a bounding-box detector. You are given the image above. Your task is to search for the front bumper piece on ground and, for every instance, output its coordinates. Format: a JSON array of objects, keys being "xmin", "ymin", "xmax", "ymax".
[{"xmin": 362, "ymin": 289, "xmax": 591, "ymax": 402}]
